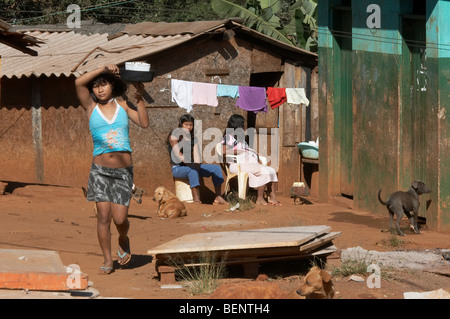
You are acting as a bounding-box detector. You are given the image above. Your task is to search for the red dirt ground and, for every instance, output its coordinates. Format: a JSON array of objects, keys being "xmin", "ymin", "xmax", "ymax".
[{"xmin": 1, "ymin": 183, "xmax": 449, "ymax": 300}]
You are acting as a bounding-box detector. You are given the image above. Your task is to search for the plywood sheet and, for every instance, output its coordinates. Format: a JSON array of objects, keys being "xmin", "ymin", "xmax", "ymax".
[
  {"xmin": 310, "ymin": 244, "xmax": 337, "ymax": 256},
  {"xmin": 0, "ymin": 249, "xmax": 66, "ymax": 273},
  {"xmin": 300, "ymin": 232, "xmax": 341, "ymax": 252},
  {"xmin": 148, "ymin": 226, "xmax": 331, "ymax": 256}
]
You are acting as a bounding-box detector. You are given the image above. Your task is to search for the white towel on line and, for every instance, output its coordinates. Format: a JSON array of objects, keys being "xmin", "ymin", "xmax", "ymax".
[
  {"xmin": 171, "ymin": 79, "xmax": 193, "ymax": 112},
  {"xmin": 285, "ymin": 88, "xmax": 309, "ymax": 106}
]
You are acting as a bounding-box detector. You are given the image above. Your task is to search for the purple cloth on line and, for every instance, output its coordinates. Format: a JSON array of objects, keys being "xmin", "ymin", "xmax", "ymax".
[{"xmin": 235, "ymin": 86, "xmax": 268, "ymax": 113}]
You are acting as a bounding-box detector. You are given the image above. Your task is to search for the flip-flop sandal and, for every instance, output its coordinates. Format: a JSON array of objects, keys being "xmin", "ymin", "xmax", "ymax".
[
  {"xmin": 99, "ymin": 266, "xmax": 114, "ymax": 275},
  {"xmin": 117, "ymin": 235, "xmax": 132, "ymax": 266},
  {"xmin": 117, "ymin": 251, "xmax": 131, "ymax": 266}
]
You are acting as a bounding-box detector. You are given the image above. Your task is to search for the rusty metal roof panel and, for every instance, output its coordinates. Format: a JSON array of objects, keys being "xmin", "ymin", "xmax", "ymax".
[
  {"xmin": 73, "ymin": 33, "xmax": 191, "ymax": 74},
  {"xmin": 0, "ymin": 30, "xmax": 192, "ymax": 78}
]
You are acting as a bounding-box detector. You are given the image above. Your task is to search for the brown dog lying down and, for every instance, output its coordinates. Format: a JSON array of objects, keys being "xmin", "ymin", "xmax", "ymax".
[
  {"xmin": 210, "ymin": 266, "xmax": 335, "ymax": 299},
  {"xmin": 153, "ymin": 186, "xmax": 187, "ymax": 219},
  {"xmin": 296, "ymin": 266, "xmax": 335, "ymax": 299}
]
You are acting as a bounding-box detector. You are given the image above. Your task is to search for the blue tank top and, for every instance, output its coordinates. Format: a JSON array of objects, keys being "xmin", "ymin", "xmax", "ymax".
[{"xmin": 89, "ymin": 99, "xmax": 132, "ymax": 157}]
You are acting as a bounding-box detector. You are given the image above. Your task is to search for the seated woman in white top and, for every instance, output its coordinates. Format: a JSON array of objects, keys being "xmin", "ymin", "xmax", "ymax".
[{"xmin": 221, "ymin": 114, "xmax": 280, "ymax": 206}]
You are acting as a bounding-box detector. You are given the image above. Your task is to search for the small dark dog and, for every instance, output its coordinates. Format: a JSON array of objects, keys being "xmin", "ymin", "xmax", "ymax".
[{"xmin": 378, "ymin": 180, "xmax": 431, "ymax": 236}]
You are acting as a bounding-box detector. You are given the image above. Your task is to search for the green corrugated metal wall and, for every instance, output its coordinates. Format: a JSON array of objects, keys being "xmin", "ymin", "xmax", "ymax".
[{"xmin": 319, "ymin": 0, "xmax": 450, "ymax": 232}]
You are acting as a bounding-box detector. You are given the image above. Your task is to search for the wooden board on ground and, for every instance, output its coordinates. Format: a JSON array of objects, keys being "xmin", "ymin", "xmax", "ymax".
[
  {"xmin": 148, "ymin": 226, "xmax": 341, "ymax": 283},
  {"xmin": 0, "ymin": 249, "xmax": 66, "ymax": 273},
  {"xmin": 0, "ymin": 249, "xmax": 88, "ymax": 291},
  {"xmin": 148, "ymin": 225, "xmax": 331, "ymax": 256},
  {"xmin": 300, "ymin": 232, "xmax": 341, "ymax": 252}
]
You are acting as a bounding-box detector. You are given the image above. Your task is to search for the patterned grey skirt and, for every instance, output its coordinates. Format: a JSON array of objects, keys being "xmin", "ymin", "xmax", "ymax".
[{"xmin": 86, "ymin": 163, "xmax": 134, "ymax": 206}]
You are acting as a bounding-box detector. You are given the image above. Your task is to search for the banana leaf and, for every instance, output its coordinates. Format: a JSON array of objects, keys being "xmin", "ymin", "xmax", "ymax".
[{"xmin": 212, "ymin": 0, "xmax": 293, "ymax": 45}]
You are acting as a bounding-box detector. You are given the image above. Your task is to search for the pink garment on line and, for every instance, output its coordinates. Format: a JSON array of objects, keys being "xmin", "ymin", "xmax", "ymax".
[{"xmin": 192, "ymin": 82, "xmax": 218, "ymax": 107}]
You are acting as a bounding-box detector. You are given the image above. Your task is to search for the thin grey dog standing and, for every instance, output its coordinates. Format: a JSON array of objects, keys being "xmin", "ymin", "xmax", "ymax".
[{"xmin": 378, "ymin": 180, "xmax": 431, "ymax": 236}]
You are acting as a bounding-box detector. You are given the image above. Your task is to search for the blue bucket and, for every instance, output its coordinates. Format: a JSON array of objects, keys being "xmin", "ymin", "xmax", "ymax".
[{"xmin": 297, "ymin": 142, "xmax": 319, "ymax": 159}]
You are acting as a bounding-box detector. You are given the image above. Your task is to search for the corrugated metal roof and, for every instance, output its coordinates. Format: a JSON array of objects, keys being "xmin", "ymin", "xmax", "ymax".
[
  {"xmin": 0, "ymin": 30, "xmax": 192, "ymax": 78},
  {"xmin": 0, "ymin": 19, "xmax": 317, "ymax": 79}
]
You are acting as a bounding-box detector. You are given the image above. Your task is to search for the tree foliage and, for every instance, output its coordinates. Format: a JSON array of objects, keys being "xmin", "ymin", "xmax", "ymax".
[
  {"xmin": 212, "ymin": 0, "xmax": 318, "ymax": 52},
  {"xmin": 211, "ymin": 0, "xmax": 292, "ymax": 45},
  {"xmin": 0, "ymin": 0, "xmax": 221, "ymax": 25}
]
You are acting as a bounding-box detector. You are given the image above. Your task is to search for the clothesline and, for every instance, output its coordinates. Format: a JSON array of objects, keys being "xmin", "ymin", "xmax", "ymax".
[{"xmin": 170, "ymin": 79, "xmax": 310, "ymax": 113}]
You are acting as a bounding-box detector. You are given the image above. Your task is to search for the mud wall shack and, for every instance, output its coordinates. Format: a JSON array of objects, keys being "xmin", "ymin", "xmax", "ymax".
[
  {"xmin": 0, "ymin": 21, "xmax": 318, "ymax": 201},
  {"xmin": 318, "ymin": 0, "xmax": 450, "ymax": 231}
]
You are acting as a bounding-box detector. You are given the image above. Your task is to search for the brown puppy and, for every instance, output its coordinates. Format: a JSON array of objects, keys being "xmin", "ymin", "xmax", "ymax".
[
  {"xmin": 296, "ymin": 266, "xmax": 335, "ymax": 299},
  {"xmin": 153, "ymin": 186, "xmax": 187, "ymax": 219}
]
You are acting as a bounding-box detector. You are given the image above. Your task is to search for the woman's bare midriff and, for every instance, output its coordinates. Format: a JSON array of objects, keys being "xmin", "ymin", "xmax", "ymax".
[{"xmin": 93, "ymin": 151, "xmax": 132, "ymax": 168}]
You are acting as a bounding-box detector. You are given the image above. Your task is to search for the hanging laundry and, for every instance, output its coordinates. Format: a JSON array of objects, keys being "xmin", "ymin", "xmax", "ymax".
[
  {"xmin": 192, "ymin": 82, "xmax": 218, "ymax": 107},
  {"xmin": 217, "ymin": 84, "xmax": 240, "ymax": 98},
  {"xmin": 266, "ymin": 87, "xmax": 287, "ymax": 109},
  {"xmin": 171, "ymin": 79, "xmax": 193, "ymax": 112},
  {"xmin": 285, "ymin": 88, "xmax": 309, "ymax": 106},
  {"xmin": 235, "ymin": 86, "xmax": 267, "ymax": 113}
]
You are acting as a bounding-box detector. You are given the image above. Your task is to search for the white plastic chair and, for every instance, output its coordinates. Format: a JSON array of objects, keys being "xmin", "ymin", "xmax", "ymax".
[
  {"xmin": 215, "ymin": 143, "xmax": 270, "ymax": 199},
  {"xmin": 216, "ymin": 143, "xmax": 249, "ymax": 199}
]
